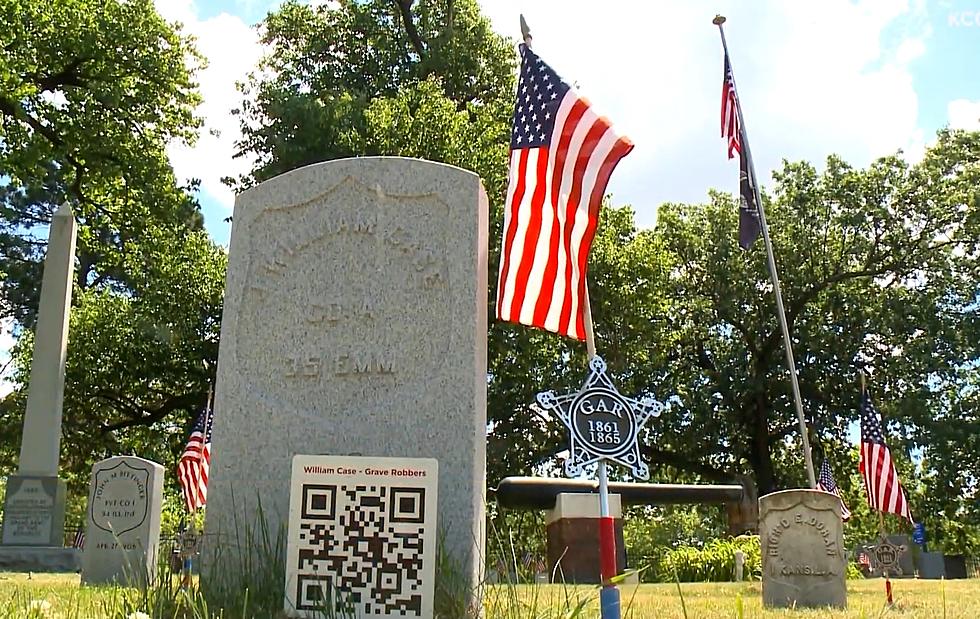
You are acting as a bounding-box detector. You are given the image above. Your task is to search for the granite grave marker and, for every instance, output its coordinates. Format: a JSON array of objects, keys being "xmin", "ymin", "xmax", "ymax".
[
  {"xmin": 204, "ymin": 157, "xmax": 488, "ymax": 594},
  {"xmin": 81, "ymin": 456, "xmax": 164, "ymax": 586},
  {"xmin": 760, "ymin": 489, "xmax": 847, "ymax": 608}
]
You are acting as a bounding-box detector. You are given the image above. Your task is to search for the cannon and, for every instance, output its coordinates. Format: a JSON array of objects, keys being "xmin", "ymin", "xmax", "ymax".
[{"xmin": 493, "ymin": 476, "xmax": 745, "ymax": 510}]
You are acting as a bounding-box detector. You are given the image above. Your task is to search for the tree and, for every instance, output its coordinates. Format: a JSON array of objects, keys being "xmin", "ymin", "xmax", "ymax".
[
  {"xmin": 0, "ymin": 0, "xmax": 221, "ymax": 504},
  {"xmin": 643, "ymin": 130, "xmax": 980, "ymax": 496},
  {"xmin": 230, "ymin": 0, "xmax": 980, "ymax": 540},
  {"xmin": 0, "ymin": 0, "xmax": 204, "ymax": 326}
]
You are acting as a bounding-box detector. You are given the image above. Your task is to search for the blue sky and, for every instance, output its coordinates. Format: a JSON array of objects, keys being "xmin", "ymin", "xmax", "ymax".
[{"xmin": 157, "ymin": 0, "xmax": 980, "ymax": 247}]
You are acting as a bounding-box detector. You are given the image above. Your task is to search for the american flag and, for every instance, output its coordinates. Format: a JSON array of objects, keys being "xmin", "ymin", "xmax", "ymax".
[
  {"xmin": 721, "ymin": 55, "xmax": 741, "ymax": 159},
  {"xmin": 177, "ymin": 401, "xmax": 213, "ymax": 513},
  {"xmin": 817, "ymin": 458, "xmax": 852, "ymax": 522},
  {"xmin": 859, "ymin": 390, "xmax": 913, "ymax": 522},
  {"xmin": 719, "ymin": 52, "xmax": 761, "ymax": 249},
  {"xmin": 495, "ymin": 44, "xmax": 633, "ymax": 340}
]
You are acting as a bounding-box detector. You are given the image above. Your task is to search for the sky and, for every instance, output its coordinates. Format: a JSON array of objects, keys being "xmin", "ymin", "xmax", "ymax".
[
  {"xmin": 2, "ymin": 0, "xmax": 980, "ymax": 397},
  {"xmin": 154, "ymin": 0, "xmax": 980, "ymax": 245}
]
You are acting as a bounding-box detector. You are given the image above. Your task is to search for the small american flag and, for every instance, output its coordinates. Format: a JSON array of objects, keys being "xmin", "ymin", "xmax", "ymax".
[
  {"xmin": 72, "ymin": 529, "xmax": 85, "ymax": 549},
  {"xmin": 495, "ymin": 43, "xmax": 633, "ymax": 340},
  {"xmin": 719, "ymin": 51, "xmax": 761, "ymax": 249},
  {"xmin": 817, "ymin": 459, "xmax": 851, "ymax": 522},
  {"xmin": 721, "ymin": 55, "xmax": 741, "ymax": 159},
  {"xmin": 859, "ymin": 390, "xmax": 913, "ymax": 522},
  {"xmin": 177, "ymin": 401, "xmax": 213, "ymax": 513}
]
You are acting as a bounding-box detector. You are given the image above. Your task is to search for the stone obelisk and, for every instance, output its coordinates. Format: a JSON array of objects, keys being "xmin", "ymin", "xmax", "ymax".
[{"xmin": 0, "ymin": 202, "xmax": 79, "ymax": 571}]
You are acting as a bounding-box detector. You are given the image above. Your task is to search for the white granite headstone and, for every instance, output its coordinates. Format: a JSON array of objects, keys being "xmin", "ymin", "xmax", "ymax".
[
  {"xmin": 284, "ymin": 455, "xmax": 438, "ymax": 619},
  {"xmin": 81, "ymin": 456, "xmax": 164, "ymax": 586},
  {"xmin": 204, "ymin": 157, "xmax": 488, "ymax": 593}
]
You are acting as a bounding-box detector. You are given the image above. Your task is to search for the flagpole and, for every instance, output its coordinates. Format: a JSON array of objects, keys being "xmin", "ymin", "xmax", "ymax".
[
  {"xmin": 521, "ymin": 14, "xmax": 619, "ymax": 617},
  {"xmin": 713, "ymin": 15, "xmax": 817, "ymax": 489}
]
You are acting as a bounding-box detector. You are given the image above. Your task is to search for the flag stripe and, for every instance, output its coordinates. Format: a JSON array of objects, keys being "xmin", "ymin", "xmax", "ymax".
[
  {"xmin": 498, "ymin": 149, "xmax": 532, "ymax": 316},
  {"xmin": 495, "ymin": 151, "xmax": 524, "ymax": 313}
]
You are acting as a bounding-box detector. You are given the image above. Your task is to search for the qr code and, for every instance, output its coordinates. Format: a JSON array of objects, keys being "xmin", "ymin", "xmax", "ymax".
[{"xmin": 285, "ymin": 456, "xmax": 438, "ymax": 619}]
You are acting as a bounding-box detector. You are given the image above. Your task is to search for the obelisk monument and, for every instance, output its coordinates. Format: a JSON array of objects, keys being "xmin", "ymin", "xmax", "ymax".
[{"xmin": 0, "ymin": 202, "xmax": 80, "ymax": 571}]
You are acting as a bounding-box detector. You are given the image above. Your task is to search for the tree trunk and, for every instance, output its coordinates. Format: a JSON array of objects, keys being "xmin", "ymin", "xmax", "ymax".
[{"xmin": 748, "ymin": 397, "xmax": 778, "ymax": 495}]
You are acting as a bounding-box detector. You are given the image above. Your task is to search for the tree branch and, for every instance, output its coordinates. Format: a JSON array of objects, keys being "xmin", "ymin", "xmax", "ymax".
[
  {"xmin": 639, "ymin": 444, "xmax": 736, "ymax": 483},
  {"xmin": 96, "ymin": 391, "xmax": 205, "ymax": 433},
  {"xmin": 392, "ymin": 0, "xmax": 426, "ymax": 60}
]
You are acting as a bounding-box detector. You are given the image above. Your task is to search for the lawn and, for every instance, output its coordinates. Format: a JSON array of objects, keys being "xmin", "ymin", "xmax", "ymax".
[{"xmin": 0, "ymin": 572, "xmax": 977, "ymax": 618}]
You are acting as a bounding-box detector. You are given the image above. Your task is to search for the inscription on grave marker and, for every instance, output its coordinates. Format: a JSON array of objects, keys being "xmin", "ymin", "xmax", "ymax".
[{"xmin": 760, "ymin": 490, "xmax": 847, "ymax": 608}]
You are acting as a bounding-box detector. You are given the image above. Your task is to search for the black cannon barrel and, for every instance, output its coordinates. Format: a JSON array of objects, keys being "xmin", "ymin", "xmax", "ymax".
[{"xmin": 493, "ymin": 476, "xmax": 745, "ymax": 511}]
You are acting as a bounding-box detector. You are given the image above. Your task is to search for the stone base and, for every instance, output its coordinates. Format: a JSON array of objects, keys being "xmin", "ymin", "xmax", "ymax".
[
  {"xmin": 1, "ymin": 475, "xmax": 67, "ymax": 546},
  {"xmin": 0, "ymin": 546, "xmax": 80, "ymax": 572},
  {"xmin": 545, "ymin": 493, "xmax": 626, "ymax": 584}
]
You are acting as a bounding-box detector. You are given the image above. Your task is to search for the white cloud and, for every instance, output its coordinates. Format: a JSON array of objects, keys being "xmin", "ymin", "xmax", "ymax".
[
  {"xmin": 479, "ymin": 1, "xmax": 930, "ymax": 228},
  {"xmin": 948, "ymin": 99, "xmax": 980, "ymax": 130},
  {"xmin": 155, "ymin": 0, "xmax": 265, "ymax": 210}
]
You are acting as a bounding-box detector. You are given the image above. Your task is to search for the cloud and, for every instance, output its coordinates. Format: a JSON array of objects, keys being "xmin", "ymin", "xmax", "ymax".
[
  {"xmin": 155, "ymin": 0, "xmax": 265, "ymax": 210},
  {"xmin": 948, "ymin": 99, "xmax": 980, "ymax": 130},
  {"xmin": 479, "ymin": 1, "xmax": 930, "ymax": 228}
]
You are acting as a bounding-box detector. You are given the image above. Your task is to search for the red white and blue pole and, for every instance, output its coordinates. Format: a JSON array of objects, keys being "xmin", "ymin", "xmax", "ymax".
[
  {"xmin": 584, "ymin": 290, "xmax": 620, "ymax": 619},
  {"xmin": 521, "ymin": 15, "xmax": 620, "ymax": 617}
]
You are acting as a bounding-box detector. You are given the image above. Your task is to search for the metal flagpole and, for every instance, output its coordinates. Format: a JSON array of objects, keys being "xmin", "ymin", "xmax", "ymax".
[
  {"xmin": 713, "ymin": 15, "xmax": 817, "ymax": 489},
  {"xmin": 521, "ymin": 13, "xmax": 620, "ymax": 617}
]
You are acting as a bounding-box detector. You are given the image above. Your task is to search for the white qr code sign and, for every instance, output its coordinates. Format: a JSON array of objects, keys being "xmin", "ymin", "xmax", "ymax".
[{"xmin": 284, "ymin": 455, "xmax": 439, "ymax": 618}]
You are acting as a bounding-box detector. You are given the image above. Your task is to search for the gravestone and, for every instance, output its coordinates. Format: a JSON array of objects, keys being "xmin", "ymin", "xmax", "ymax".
[
  {"xmin": 81, "ymin": 456, "xmax": 164, "ymax": 586},
  {"xmin": 284, "ymin": 455, "xmax": 438, "ymax": 618},
  {"xmin": 759, "ymin": 489, "xmax": 847, "ymax": 608},
  {"xmin": 0, "ymin": 202, "xmax": 78, "ymax": 572},
  {"xmin": 205, "ymin": 157, "xmax": 488, "ymax": 595},
  {"xmin": 917, "ymin": 551, "xmax": 945, "ymax": 579}
]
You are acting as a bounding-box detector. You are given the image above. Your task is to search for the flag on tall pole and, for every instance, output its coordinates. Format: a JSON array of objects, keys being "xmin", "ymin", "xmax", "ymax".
[
  {"xmin": 817, "ymin": 458, "xmax": 852, "ymax": 522},
  {"xmin": 177, "ymin": 398, "xmax": 214, "ymax": 513},
  {"xmin": 713, "ymin": 15, "xmax": 817, "ymax": 488},
  {"xmin": 719, "ymin": 47, "xmax": 761, "ymax": 248},
  {"xmin": 859, "ymin": 389, "xmax": 914, "ymax": 522},
  {"xmin": 495, "ymin": 41, "xmax": 633, "ymax": 341}
]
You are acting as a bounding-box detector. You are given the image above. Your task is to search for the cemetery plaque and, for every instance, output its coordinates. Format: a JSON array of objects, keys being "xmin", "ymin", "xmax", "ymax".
[
  {"xmin": 284, "ymin": 455, "xmax": 438, "ymax": 619},
  {"xmin": 206, "ymin": 158, "xmax": 487, "ymax": 596},
  {"xmin": 81, "ymin": 456, "xmax": 164, "ymax": 587},
  {"xmin": 760, "ymin": 489, "xmax": 847, "ymax": 608},
  {"xmin": 533, "ymin": 356, "xmax": 663, "ymax": 479},
  {"xmin": 0, "ymin": 476, "xmax": 65, "ymax": 546}
]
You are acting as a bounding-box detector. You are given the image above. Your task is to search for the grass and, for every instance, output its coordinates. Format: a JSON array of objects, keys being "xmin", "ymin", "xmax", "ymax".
[{"xmin": 0, "ymin": 573, "xmax": 977, "ymax": 618}]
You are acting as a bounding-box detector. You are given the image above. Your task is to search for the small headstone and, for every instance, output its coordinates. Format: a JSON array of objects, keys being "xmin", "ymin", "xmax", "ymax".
[
  {"xmin": 284, "ymin": 454, "xmax": 438, "ymax": 619},
  {"xmin": 917, "ymin": 551, "xmax": 945, "ymax": 579},
  {"xmin": 0, "ymin": 476, "xmax": 66, "ymax": 546},
  {"xmin": 734, "ymin": 549, "xmax": 745, "ymax": 581},
  {"xmin": 80, "ymin": 456, "xmax": 164, "ymax": 586},
  {"xmin": 759, "ymin": 489, "xmax": 847, "ymax": 608},
  {"xmin": 206, "ymin": 158, "xmax": 488, "ymax": 595}
]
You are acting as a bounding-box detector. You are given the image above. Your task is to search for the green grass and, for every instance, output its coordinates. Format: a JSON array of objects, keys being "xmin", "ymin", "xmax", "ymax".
[{"xmin": 1, "ymin": 573, "xmax": 977, "ymax": 618}]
